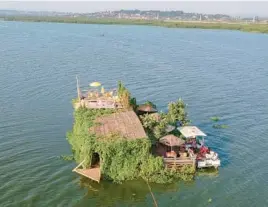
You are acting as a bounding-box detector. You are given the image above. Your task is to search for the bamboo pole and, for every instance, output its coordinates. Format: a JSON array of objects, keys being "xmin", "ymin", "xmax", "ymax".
[
  {"xmin": 72, "ymin": 159, "xmax": 85, "ymax": 172},
  {"xmin": 76, "ymin": 75, "xmax": 81, "ymax": 101},
  {"xmin": 145, "ymin": 179, "xmax": 158, "ymax": 207}
]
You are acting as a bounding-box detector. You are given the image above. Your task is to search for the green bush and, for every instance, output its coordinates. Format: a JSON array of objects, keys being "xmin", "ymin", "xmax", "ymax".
[{"xmin": 167, "ymin": 98, "xmax": 189, "ymax": 126}]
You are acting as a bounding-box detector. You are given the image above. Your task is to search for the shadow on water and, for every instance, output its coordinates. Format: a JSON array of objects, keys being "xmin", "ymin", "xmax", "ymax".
[
  {"xmin": 196, "ymin": 168, "xmax": 220, "ymax": 178},
  {"xmin": 74, "ymin": 177, "xmax": 194, "ymax": 206}
]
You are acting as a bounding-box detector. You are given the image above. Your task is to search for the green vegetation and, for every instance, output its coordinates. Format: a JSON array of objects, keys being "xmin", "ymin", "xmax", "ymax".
[
  {"xmin": 66, "ymin": 83, "xmax": 194, "ymax": 183},
  {"xmin": 210, "ymin": 116, "xmax": 220, "ymax": 122},
  {"xmin": 143, "ymin": 101, "xmax": 157, "ymax": 109},
  {"xmin": 60, "ymin": 154, "xmax": 74, "ymax": 161},
  {"xmin": 117, "ymin": 81, "xmax": 131, "ymax": 109},
  {"xmin": 140, "ymin": 98, "xmax": 189, "ymax": 142},
  {"xmin": 67, "ymin": 107, "xmax": 194, "ymax": 183},
  {"xmin": 212, "ymin": 124, "xmax": 229, "ymax": 129},
  {"xmin": 140, "ymin": 112, "xmax": 168, "ymax": 141},
  {"xmin": 210, "ymin": 116, "xmax": 229, "ymax": 129},
  {"xmin": 167, "ymin": 98, "xmax": 190, "ymax": 126},
  {"xmin": 3, "ymin": 16, "xmax": 268, "ymax": 34}
]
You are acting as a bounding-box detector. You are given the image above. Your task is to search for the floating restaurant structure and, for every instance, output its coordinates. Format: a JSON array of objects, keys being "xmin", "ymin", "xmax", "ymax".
[{"xmin": 68, "ymin": 79, "xmax": 220, "ymax": 183}]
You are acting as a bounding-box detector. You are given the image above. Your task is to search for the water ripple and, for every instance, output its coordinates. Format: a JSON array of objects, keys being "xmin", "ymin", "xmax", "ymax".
[{"xmin": 1, "ymin": 22, "xmax": 268, "ymax": 207}]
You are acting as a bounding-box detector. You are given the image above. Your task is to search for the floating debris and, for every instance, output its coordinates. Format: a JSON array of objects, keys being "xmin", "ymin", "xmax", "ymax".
[
  {"xmin": 210, "ymin": 116, "xmax": 220, "ymax": 122},
  {"xmin": 60, "ymin": 154, "xmax": 74, "ymax": 161},
  {"xmin": 213, "ymin": 124, "xmax": 229, "ymax": 129}
]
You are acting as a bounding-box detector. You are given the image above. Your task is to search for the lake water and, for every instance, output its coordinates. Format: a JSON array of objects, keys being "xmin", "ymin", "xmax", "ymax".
[{"xmin": 1, "ymin": 21, "xmax": 268, "ymax": 207}]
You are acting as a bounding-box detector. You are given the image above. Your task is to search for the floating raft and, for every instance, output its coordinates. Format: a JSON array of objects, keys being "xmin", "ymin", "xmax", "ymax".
[{"xmin": 72, "ymin": 160, "xmax": 101, "ymax": 183}]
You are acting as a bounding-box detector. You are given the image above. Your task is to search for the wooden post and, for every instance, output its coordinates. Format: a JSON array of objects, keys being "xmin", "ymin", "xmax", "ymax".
[
  {"xmin": 72, "ymin": 159, "xmax": 86, "ymax": 172},
  {"xmin": 76, "ymin": 75, "xmax": 83, "ymax": 107},
  {"xmin": 76, "ymin": 75, "xmax": 80, "ymax": 100}
]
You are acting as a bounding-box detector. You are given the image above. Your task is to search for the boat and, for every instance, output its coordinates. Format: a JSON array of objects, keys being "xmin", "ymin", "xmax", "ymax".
[
  {"xmin": 196, "ymin": 147, "xmax": 221, "ymax": 169},
  {"xmin": 178, "ymin": 126, "xmax": 221, "ymax": 169}
]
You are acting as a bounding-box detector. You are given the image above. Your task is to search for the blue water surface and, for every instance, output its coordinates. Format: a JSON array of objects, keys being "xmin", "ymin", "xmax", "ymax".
[{"xmin": 0, "ymin": 21, "xmax": 268, "ymax": 207}]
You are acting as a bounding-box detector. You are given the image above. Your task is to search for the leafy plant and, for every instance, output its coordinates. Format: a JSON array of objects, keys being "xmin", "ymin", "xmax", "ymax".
[
  {"xmin": 129, "ymin": 97, "xmax": 138, "ymax": 110},
  {"xmin": 167, "ymin": 98, "xmax": 189, "ymax": 126},
  {"xmin": 117, "ymin": 81, "xmax": 131, "ymax": 109},
  {"xmin": 60, "ymin": 154, "xmax": 74, "ymax": 161},
  {"xmin": 140, "ymin": 113, "xmax": 168, "ymax": 141},
  {"xmin": 212, "ymin": 124, "xmax": 229, "ymax": 129},
  {"xmin": 210, "ymin": 116, "xmax": 220, "ymax": 122}
]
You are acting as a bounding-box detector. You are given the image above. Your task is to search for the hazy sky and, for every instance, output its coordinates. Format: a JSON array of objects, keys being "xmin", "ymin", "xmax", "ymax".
[{"xmin": 0, "ymin": 1, "xmax": 267, "ymax": 17}]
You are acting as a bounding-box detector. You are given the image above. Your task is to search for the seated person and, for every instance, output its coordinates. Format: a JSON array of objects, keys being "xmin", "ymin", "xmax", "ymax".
[{"xmin": 166, "ymin": 150, "xmax": 177, "ymax": 158}]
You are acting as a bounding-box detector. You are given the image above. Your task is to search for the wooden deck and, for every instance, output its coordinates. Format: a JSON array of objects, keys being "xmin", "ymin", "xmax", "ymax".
[
  {"xmin": 72, "ymin": 160, "xmax": 101, "ymax": 182},
  {"xmin": 91, "ymin": 111, "xmax": 147, "ymax": 140},
  {"xmin": 75, "ymin": 99, "xmax": 123, "ymax": 109},
  {"xmin": 73, "ymin": 167, "xmax": 101, "ymax": 183}
]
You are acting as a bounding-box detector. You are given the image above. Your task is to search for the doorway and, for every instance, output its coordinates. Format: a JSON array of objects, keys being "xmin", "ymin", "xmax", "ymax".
[{"xmin": 91, "ymin": 152, "xmax": 100, "ymax": 167}]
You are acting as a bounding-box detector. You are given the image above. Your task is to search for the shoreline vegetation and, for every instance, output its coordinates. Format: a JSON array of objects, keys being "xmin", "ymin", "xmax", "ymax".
[{"xmin": 3, "ymin": 16, "xmax": 268, "ymax": 34}]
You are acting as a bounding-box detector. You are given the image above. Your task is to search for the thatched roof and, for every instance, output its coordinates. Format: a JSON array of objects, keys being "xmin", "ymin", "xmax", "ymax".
[
  {"xmin": 159, "ymin": 135, "xmax": 185, "ymax": 146},
  {"xmin": 91, "ymin": 111, "xmax": 147, "ymax": 140},
  {"xmin": 137, "ymin": 104, "xmax": 157, "ymax": 113}
]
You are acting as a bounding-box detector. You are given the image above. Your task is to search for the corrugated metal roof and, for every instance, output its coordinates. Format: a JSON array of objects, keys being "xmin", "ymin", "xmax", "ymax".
[{"xmin": 178, "ymin": 126, "xmax": 207, "ymax": 138}]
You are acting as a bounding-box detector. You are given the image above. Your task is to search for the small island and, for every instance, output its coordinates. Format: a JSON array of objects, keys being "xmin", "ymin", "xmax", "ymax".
[{"xmin": 67, "ymin": 79, "xmax": 220, "ymax": 183}]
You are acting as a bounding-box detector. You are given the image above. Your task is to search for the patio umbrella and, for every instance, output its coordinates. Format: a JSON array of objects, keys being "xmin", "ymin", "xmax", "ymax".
[
  {"xmin": 159, "ymin": 134, "xmax": 185, "ymax": 151},
  {"xmin": 90, "ymin": 82, "xmax": 101, "ymax": 87},
  {"xmin": 137, "ymin": 104, "xmax": 157, "ymax": 113}
]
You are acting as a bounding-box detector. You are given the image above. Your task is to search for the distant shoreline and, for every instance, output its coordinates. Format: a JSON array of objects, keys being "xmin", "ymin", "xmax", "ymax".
[{"xmin": 3, "ymin": 16, "xmax": 268, "ymax": 34}]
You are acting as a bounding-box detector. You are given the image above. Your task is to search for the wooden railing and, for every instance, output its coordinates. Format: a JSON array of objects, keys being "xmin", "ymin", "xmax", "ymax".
[{"xmin": 163, "ymin": 157, "xmax": 196, "ymax": 169}]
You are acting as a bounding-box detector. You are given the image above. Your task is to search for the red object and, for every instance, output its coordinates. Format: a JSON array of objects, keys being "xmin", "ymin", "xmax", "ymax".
[
  {"xmin": 198, "ymin": 146, "xmax": 209, "ymax": 159},
  {"xmin": 200, "ymin": 146, "xmax": 208, "ymax": 154}
]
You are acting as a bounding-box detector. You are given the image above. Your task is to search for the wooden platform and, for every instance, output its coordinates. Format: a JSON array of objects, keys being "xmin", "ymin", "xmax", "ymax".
[
  {"xmin": 72, "ymin": 160, "xmax": 101, "ymax": 183},
  {"xmin": 73, "ymin": 167, "xmax": 101, "ymax": 183},
  {"xmin": 75, "ymin": 99, "xmax": 123, "ymax": 109},
  {"xmin": 91, "ymin": 111, "xmax": 147, "ymax": 140},
  {"xmin": 164, "ymin": 157, "xmax": 196, "ymax": 169}
]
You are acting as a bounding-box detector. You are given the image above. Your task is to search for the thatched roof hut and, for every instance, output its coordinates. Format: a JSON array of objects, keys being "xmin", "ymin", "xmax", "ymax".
[
  {"xmin": 137, "ymin": 104, "xmax": 157, "ymax": 115},
  {"xmin": 159, "ymin": 135, "xmax": 185, "ymax": 147},
  {"xmin": 91, "ymin": 111, "xmax": 147, "ymax": 140}
]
